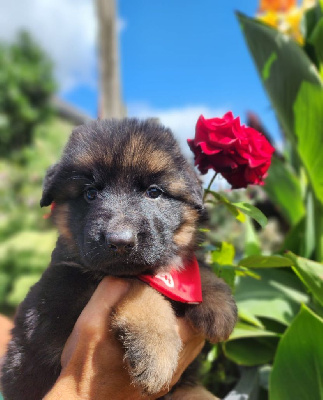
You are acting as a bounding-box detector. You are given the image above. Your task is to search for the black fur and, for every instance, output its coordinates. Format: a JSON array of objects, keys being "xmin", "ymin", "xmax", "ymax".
[{"xmin": 1, "ymin": 119, "xmax": 237, "ymax": 399}]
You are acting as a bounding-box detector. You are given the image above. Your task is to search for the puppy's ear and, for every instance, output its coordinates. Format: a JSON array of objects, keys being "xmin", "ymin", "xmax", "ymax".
[{"xmin": 40, "ymin": 163, "xmax": 60, "ymax": 207}]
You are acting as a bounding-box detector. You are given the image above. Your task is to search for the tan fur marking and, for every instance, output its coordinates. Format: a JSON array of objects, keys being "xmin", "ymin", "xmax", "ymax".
[
  {"xmin": 111, "ymin": 280, "xmax": 182, "ymax": 394},
  {"xmin": 53, "ymin": 203, "xmax": 73, "ymax": 240},
  {"xmin": 172, "ymin": 386, "xmax": 219, "ymax": 400},
  {"xmin": 173, "ymin": 222, "xmax": 196, "ymax": 247},
  {"xmin": 173, "ymin": 207, "xmax": 199, "ymax": 247},
  {"xmin": 120, "ymin": 134, "xmax": 146, "ymax": 168},
  {"xmin": 122, "ymin": 134, "xmax": 172, "ymax": 172},
  {"xmin": 167, "ymin": 179, "xmax": 187, "ymax": 195}
]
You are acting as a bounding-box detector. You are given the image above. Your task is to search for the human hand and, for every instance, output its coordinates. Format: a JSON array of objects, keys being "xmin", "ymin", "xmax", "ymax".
[{"xmin": 44, "ymin": 277, "xmax": 206, "ymax": 400}]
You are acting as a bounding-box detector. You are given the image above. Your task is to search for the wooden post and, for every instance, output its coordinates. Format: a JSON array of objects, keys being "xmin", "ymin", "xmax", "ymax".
[{"xmin": 96, "ymin": 0, "xmax": 125, "ymax": 119}]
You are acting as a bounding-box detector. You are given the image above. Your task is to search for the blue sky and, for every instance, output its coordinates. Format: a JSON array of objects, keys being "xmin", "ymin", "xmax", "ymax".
[
  {"xmin": 62, "ymin": 0, "xmax": 281, "ymax": 149},
  {"xmin": 0, "ymin": 0, "xmax": 281, "ymax": 155}
]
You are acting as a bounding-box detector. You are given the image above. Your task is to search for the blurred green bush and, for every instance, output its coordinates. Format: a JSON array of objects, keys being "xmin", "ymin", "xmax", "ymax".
[
  {"xmin": 0, "ymin": 118, "xmax": 73, "ymax": 313},
  {"xmin": 0, "ymin": 31, "xmax": 56, "ymax": 157}
]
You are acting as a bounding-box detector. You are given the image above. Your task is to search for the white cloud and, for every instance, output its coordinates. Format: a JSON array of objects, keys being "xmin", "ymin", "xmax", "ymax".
[
  {"xmin": 127, "ymin": 103, "xmax": 229, "ymax": 188},
  {"xmin": 128, "ymin": 102, "xmax": 225, "ymax": 156},
  {"xmin": 0, "ymin": 0, "xmax": 125, "ymax": 93}
]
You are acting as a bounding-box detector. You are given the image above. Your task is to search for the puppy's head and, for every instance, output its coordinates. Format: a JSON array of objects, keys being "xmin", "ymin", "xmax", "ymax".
[{"xmin": 41, "ymin": 118, "xmax": 204, "ymax": 276}]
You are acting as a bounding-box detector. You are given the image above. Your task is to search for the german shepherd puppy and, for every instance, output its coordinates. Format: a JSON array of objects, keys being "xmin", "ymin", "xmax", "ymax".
[{"xmin": 1, "ymin": 119, "xmax": 237, "ymax": 399}]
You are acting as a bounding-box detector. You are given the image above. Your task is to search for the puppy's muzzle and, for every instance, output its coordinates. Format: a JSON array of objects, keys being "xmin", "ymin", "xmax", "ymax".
[{"xmin": 105, "ymin": 229, "xmax": 136, "ymax": 253}]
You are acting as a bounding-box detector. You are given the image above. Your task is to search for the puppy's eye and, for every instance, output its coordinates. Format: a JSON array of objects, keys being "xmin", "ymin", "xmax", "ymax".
[
  {"xmin": 84, "ymin": 188, "xmax": 98, "ymax": 202},
  {"xmin": 146, "ymin": 186, "xmax": 163, "ymax": 199}
]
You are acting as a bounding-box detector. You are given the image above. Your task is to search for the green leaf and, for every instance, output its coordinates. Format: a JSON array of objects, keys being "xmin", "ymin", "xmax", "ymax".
[
  {"xmin": 211, "ymin": 241, "xmax": 235, "ymax": 265},
  {"xmin": 229, "ymin": 322, "xmax": 279, "ymax": 340},
  {"xmin": 244, "ymin": 217, "xmax": 261, "ymax": 257},
  {"xmin": 211, "ymin": 242, "xmax": 236, "ymax": 289},
  {"xmin": 281, "ymin": 216, "xmax": 307, "ymax": 256},
  {"xmin": 205, "ymin": 190, "xmax": 246, "ymax": 222},
  {"xmin": 308, "ymin": 17, "xmax": 323, "ymax": 76},
  {"xmin": 270, "ymin": 306, "xmax": 323, "ymax": 400},
  {"xmin": 232, "ymin": 203, "xmax": 267, "ymax": 228},
  {"xmin": 238, "ymin": 308, "xmax": 265, "ymax": 329},
  {"xmin": 232, "ymin": 202, "xmax": 267, "ymax": 228},
  {"xmin": 294, "ymin": 82, "xmax": 323, "ymax": 205},
  {"xmin": 286, "ymin": 252, "xmax": 323, "ymax": 307},
  {"xmin": 224, "ymin": 322, "xmax": 279, "ymax": 366},
  {"xmin": 238, "ymin": 255, "xmax": 294, "ymax": 269},
  {"xmin": 235, "ymin": 269, "xmax": 309, "ymax": 325},
  {"xmin": 264, "ymin": 157, "xmax": 305, "ymax": 225},
  {"xmin": 225, "ymin": 339, "xmax": 279, "ymax": 366},
  {"xmin": 304, "ymin": 190, "xmax": 316, "ymax": 259},
  {"xmin": 303, "ymin": 3, "xmax": 323, "ymax": 42},
  {"xmin": 237, "ymin": 12, "xmax": 322, "ymax": 144}
]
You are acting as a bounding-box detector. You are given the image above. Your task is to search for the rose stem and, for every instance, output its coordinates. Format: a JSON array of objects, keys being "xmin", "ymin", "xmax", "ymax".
[{"xmin": 203, "ymin": 172, "xmax": 218, "ymax": 202}]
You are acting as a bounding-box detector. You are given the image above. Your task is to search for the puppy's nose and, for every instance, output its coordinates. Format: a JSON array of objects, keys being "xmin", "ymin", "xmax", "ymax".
[{"xmin": 105, "ymin": 230, "xmax": 136, "ymax": 252}]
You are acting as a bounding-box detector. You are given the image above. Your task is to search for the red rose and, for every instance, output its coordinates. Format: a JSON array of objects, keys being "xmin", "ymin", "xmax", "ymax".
[{"xmin": 187, "ymin": 112, "xmax": 275, "ymax": 189}]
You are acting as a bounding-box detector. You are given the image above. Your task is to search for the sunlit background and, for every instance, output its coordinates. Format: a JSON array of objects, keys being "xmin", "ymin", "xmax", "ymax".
[
  {"xmin": 0, "ymin": 0, "xmax": 281, "ymax": 153},
  {"xmin": 1, "ymin": 1, "xmax": 322, "ymax": 398}
]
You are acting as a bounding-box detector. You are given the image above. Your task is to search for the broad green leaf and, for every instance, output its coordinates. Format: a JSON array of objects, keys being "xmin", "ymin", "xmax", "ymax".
[
  {"xmin": 235, "ymin": 269, "xmax": 309, "ymax": 325},
  {"xmin": 229, "ymin": 322, "xmax": 279, "ymax": 340},
  {"xmin": 232, "ymin": 202, "xmax": 267, "ymax": 228},
  {"xmin": 270, "ymin": 306, "xmax": 323, "ymax": 400},
  {"xmin": 294, "ymin": 82, "xmax": 323, "ymax": 204},
  {"xmin": 287, "ymin": 252, "xmax": 323, "ymax": 307},
  {"xmin": 238, "ymin": 255, "xmax": 293, "ymax": 269},
  {"xmin": 264, "ymin": 157, "xmax": 305, "ymax": 225},
  {"xmin": 238, "ymin": 308, "xmax": 265, "ymax": 329},
  {"xmin": 303, "ymin": 3, "xmax": 323, "ymax": 44},
  {"xmin": 244, "ymin": 217, "xmax": 261, "ymax": 257},
  {"xmin": 224, "ymin": 337, "xmax": 279, "ymax": 366},
  {"xmin": 224, "ymin": 322, "xmax": 279, "ymax": 366},
  {"xmin": 308, "ymin": 17, "xmax": 323, "ymax": 76},
  {"xmin": 237, "ymin": 12, "xmax": 322, "ymax": 143}
]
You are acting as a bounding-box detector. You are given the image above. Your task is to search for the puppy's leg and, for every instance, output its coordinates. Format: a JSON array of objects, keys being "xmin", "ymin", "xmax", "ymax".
[
  {"xmin": 185, "ymin": 267, "xmax": 237, "ymax": 343},
  {"xmin": 170, "ymin": 386, "xmax": 219, "ymax": 400},
  {"xmin": 111, "ymin": 280, "xmax": 182, "ymax": 395}
]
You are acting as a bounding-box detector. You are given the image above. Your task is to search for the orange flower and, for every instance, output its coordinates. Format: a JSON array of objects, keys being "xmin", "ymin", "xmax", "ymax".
[
  {"xmin": 283, "ymin": 7, "xmax": 303, "ymax": 43},
  {"xmin": 257, "ymin": 0, "xmax": 318, "ymax": 44},
  {"xmin": 259, "ymin": 0, "xmax": 297, "ymax": 12},
  {"xmin": 257, "ymin": 11, "xmax": 279, "ymax": 28}
]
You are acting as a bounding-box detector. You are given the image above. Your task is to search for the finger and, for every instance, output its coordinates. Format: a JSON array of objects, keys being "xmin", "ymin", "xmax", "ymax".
[
  {"xmin": 61, "ymin": 277, "xmax": 130, "ymax": 367},
  {"xmin": 74, "ymin": 277, "xmax": 130, "ymax": 329}
]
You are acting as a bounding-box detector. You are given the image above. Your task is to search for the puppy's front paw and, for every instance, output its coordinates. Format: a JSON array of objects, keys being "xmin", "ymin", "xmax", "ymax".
[
  {"xmin": 111, "ymin": 281, "xmax": 182, "ymax": 394},
  {"xmin": 114, "ymin": 318, "xmax": 181, "ymax": 394},
  {"xmin": 186, "ymin": 268, "xmax": 237, "ymax": 343}
]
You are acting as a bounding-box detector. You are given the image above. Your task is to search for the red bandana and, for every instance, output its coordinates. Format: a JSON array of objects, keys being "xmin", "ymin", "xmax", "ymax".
[{"xmin": 138, "ymin": 257, "xmax": 203, "ymax": 304}]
